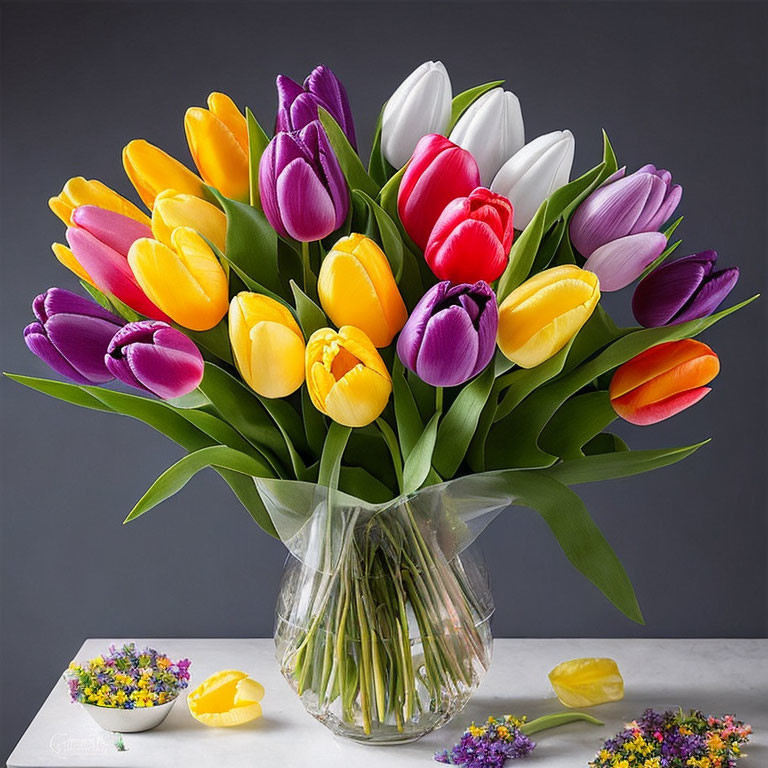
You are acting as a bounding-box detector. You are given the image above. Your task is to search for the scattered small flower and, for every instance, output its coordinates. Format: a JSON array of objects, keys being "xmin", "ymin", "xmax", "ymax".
[{"xmin": 435, "ymin": 715, "xmax": 537, "ymax": 767}]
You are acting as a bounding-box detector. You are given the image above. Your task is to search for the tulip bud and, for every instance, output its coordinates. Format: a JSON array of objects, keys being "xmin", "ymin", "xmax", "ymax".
[
  {"xmin": 632, "ymin": 250, "xmax": 739, "ymax": 328},
  {"xmin": 105, "ymin": 320, "xmax": 204, "ymax": 399},
  {"xmin": 49, "ymin": 177, "xmax": 150, "ymax": 228},
  {"xmin": 229, "ymin": 293, "xmax": 305, "ymax": 399},
  {"xmin": 306, "ymin": 326, "xmax": 391, "ymax": 427},
  {"xmin": 24, "ymin": 287, "xmax": 123, "ymax": 384},
  {"xmin": 123, "ymin": 139, "xmax": 206, "ymax": 210},
  {"xmin": 259, "ymin": 121, "xmax": 348, "ymax": 242},
  {"xmin": 185, "ymin": 92, "xmax": 250, "ymax": 202},
  {"xmin": 497, "ymin": 264, "xmax": 600, "ymax": 368},
  {"xmin": 424, "ymin": 188, "xmax": 514, "ymax": 283},
  {"xmin": 66, "ymin": 206, "xmax": 170, "ymax": 321},
  {"xmin": 449, "ymin": 87, "xmax": 525, "ymax": 186},
  {"xmin": 397, "ymin": 134, "xmax": 480, "ymax": 250},
  {"xmin": 151, "ymin": 189, "xmax": 227, "ymax": 252},
  {"xmin": 609, "ymin": 339, "xmax": 719, "ymax": 425},
  {"xmin": 491, "ymin": 130, "xmax": 575, "ymax": 230},
  {"xmin": 276, "ymin": 65, "xmax": 357, "ymax": 149},
  {"xmin": 583, "ymin": 231, "xmax": 668, "ymax": 291},
  {"xmin": 570, "ymin": 164, "xmax": 682, "ymax": 258},
  {"xmin": 381, "ymin": 61, "xmax": 452, "ymax": 168},
  {"xmin": 397, "ymin": 281, "xmax": 498, "ymax": 387},
  {"xmin": 318, "ymin": 234, "xmax": 407, "ymax": 347},
  {"xmin": 128, "ymin": 228, "xmax": 229, "ymax": 331}
]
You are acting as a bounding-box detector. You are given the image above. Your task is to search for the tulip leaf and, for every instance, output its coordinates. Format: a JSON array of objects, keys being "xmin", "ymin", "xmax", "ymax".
[
  {"xmin": 290, "ymin": 280, "xmax": 328, "ymax": 338},
  {"xmin": 301, "ymin": 386, "xmax": 327, "ymax": 458},
  {"xmin": 563, "ymin": 305, "xmax": 626, "ymax": 374},
  {"xmin": 246, "ymin": 107, "xmax": 270, "ymax": 209},
  {"xmin": 531, "ymin": 218, "xmax": 566, "ymax": 274},
  {"xmin": 543, "ymin": 440, "xmax": 710, "ymax": 485},
  {"xmin": 496, "ymin": 200, "xmax": 549, "ymax": 301},
  {"xmin": 125, "ymin": 445, "xmax": 275, "ymax": 523},
  {"xmin": 542, "ymin": 163, "xmax": 605, "ymax": 233},
  {"xmin": 256, "ymin": 395, "xmax": 311, "ymax": 478},
  {"xmin": 538, "ymin": 391, "xmax": 616, "ymax": 460},
  {"xmin": 376, "ymin": 418, "xmax": 404, "ymax": 493},
  {"xmin": 318, "ymin": 422, "xmax": 352, "ymax": 489},
  {"xmin": 432, "ymin": 365, "xmax": 495, "ymax": 479},
  {"xmin": 392, "ymin": 359, "xmax": 424, "ymax": 459},
  {"xmin": 402, "ymin": 411, "xmax": 441, "ymax": 495},
  {"xmin": 600, "ymin": 129, "xmax": 619, "ymax": 178},
  {"xmin": 638, "ymin": 220, "xmax": 684, "ymax": 281},
  {"xmin": 79, "ymin": 281, "xmax": 138, "ymax": 321},
  {"xmin": 317, "ymin": 108, "xmax": 379, "ymax": 199},
  {"xmin": 377, "ymin": 164, "xmax": 423, "ymax": 259},
  {"xmin": 338, "ymin": 466, "xmax": 393, "ymax": 504},
  {"xmin": 184, "ymin": 321, "xmax": 234, "ymax": 365},
  {"xmin": 448, "ymin": 80, "xmax": 505, "ymax": 132},
  {"xmin": 6, "ymin": 373, "xmax": 114, "ymax": 413},
  {"xmin": 583, "ymin": 432, "xmax": 629, "ymax": 455},
  {"xmin": 352, "ymin": 190, "xmax": 404, "ymax": 281},
  {"xmin": 166, "ymin": 389, "xmax": 211, "ymax": 409},
  {"xmin": 368, "ymin": 105, "xmax": 396, "ymax": 188},
  {"xmin": 493, "ymin": 470, "xmax": 643, "ymax": 623}
]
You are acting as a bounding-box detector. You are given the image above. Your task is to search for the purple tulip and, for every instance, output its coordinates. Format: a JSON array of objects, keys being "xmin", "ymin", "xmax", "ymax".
[
  {"xmin": 276, "ymin": 65, "xmax": 357, "ymax": 149},
  {"xmin": 24, "ymin": 288, "xmax": 123, "ymax": 384},
  {"xmin": 258, "ymin": 120, "xmax": 349, "ymax": 242},
  {"xmin": 570, "ymin": 164, "xmax": 682, "ymax": 258},
  {"xmin": 397, "ymin": 281, "xmax": 498, "ymax": 387},
  {"xmin": 632, "ymin": 250, "xmax": 739, "ymax": 327},
  {"xmin": 583, "ymin": 231, "xmax": 668, "ymax": 292},
  {"xmin": 105, "ymin": 321, "xmax": 204, "ymax": 400}
]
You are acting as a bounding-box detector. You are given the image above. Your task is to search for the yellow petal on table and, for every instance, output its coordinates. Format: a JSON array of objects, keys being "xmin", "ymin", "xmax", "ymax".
[
  {"xmin": 187, "ymin": 670, "xmax": 264, "ymax": 727},
  {"xmin": 548, "ymin": 657, "xmax": 624, "ymax": 708}
]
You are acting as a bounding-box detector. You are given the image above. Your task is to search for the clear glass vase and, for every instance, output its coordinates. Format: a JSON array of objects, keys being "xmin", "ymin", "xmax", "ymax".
[{"xmin": 258, "ymin": 476, "xmax": 506, "ymax": 744}]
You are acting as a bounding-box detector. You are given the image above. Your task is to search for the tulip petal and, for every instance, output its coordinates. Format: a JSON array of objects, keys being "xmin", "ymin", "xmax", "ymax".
[
  {"xmin": 306, "ymin": 65, "xmax": 357, "ymax": 148},
  {"xmin": 628, "ymin": 174, "xmax": 668, "ymax": 233},
  {"xmin": 242, "ymin": 321, "xmax": 305, "ymax": 399},
  {"xmin": 44, "ymin": 314, "xmax": 121, "ymax": 383},
  {"xmin": 35, "ymin": 286, "xmax": 122, "ymax": 325},
  {"xmin": 416, "ymin": 305, "xmax": 479, "ymax": 387},
  {"xmin": 583, "ymin": 232, "xmax": 668, "ymax": 292},
  {"xmin": 277, "ymin": 157, "xmax": 336, "ymax": 241},
  {"xmin": 24, "ymin": 322, "xmax": 98, "ymax": 385},
  {"xmin": 207, "ymin": 92, "xmax": 249, "ymax": 153},
  {"xmin": 152, "ymin": 190, "xmax": 227, "ymax": 251},
  {"xmin": 672, "ymin": 268, "xmax": 739, "ymax": 325},
  {"xmin": 324, "ymin": 364, "xmax": 392, "ymax": 428},
  {"xmin": 430, "ymin": 219, "xmax": 507, "ymax": 284},
  {"xmin": 72, "ymin": 205, "xmax": 152, "ymax": 255},
  {"xmin": 49, "ymin": 176, "xmax": 150, "ymax": 228},
  {"xmin": 396, "ymin": 281, "xmax": 448, "ymax": 371},
  {"xmin": 52, "ymin": 242, "xmax": 94, "ymax": 285},
  {"xmin": 612, "ymin": 386, "xmax": 711, "ymax": 426}
]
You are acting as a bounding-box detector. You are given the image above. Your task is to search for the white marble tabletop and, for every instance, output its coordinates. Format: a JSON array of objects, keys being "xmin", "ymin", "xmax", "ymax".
[{"xmin": 7, "ymin": 638, "xmax": 767, "ymax": 767}]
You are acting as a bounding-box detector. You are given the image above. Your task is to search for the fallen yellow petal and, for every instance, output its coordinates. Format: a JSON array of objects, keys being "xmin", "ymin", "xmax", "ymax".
[
  {"xmin": 187, "ymin": 669, "xmax": 264, "ymax": 727},
  {"xmin": 548, "ymin": 657, "xmax": 624, "ymax": 708}
]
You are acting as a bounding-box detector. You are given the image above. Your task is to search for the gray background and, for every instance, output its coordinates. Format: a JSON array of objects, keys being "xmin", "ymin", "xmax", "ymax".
[{"xmin": 1, "ymin": 0, "xmax": 766, "ymax": 759}]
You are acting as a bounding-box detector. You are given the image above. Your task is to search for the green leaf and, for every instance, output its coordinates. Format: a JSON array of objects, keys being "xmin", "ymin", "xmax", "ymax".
[
  {"xmin": 352, "ymin": 190, "xmax": 404, "ymax": 281},
  {"xmin": 376, "ymin": 418, "xmax": 404, "ymax": 493},
  {"xmin": 125, "ymin": 445, "xmax": 274, "ymax": 522},
  {"xmin": 496, "ymin": 201, "xmax": 549, "ymax": 300},
  {"xmin": 183, "ymin": 321, "xmax": 233, "ymax": 365},
  {"xmin": 531, "ymin": 218, "xmax": 566, "ymax": 274},
  {"xmin": 290, "ymin": 280, "xmax": 328, "ymax": 338},
  {"xmin": 318, "ymin": 422, "xmax": 352, "ymax": 489},
  {"xmin": 543, "ymin": 163, "xmax": 605, "ymax": 232},
  {"xmin": 392, "ymin": 360, "xmax": 424, "ymax": 459},
  {"xmin": 165, "ymin": 389, "xmax": 211, "ymax": 409},
  {"xmin": 448, "ymin": 80, "xmax": 504, "ymax": 131},
  {"xmin": 402, "ymin": 411, "xmax": 441, "ymax": 495},
  {"xmin": 6, "ymin": 373, "xmax": 114, "ymax": 413},
  {"xmin": 317, "ymin": 107, "xmax": 379, "ymax": 198},
  {"xmin": 368, "ymin": 102, "xmax": 396, "ymax": 187},
  {"xmin": 521, "ymin": 712, "xmax": 603, "ymax": 736},
  {"xmin": 246, "ymin": 107, "xmax": 270, "ymax": 208},
  {"xmin": 538, "ymin": 391, "xmax": 616, "ymax": 460},
  {"xmin": 582, "ymin": 432, "xmax": 629, "ymax": 455},
  {"xmin": 301, "ymin": 386, "xmax": 327, "ymax": 458},
  {"xmin": 339, "ymin": 466, "xmax": 393, "ymax": 504},
  {"xmin": 432, "ymin": 365, "xmax": 495, "ymax": 478},
  {"xmin": 220, "ymin": 470, "xmax": 277, "ymax": 535},
  {"xmin": 256, "ymin": 395, "xmax": 310, "ymax": 477}
]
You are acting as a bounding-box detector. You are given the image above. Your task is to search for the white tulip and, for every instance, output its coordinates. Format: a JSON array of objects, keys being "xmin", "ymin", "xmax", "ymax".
[
  {"xmin": 381, "ymin": 61, "xmax": 452, "ymax": 169},
  {"xmin": 449, "ymin": 87, "xmax": 524, "ymax": 186},
  {"xmin": 491, "ymin": 130, "xmax": 575, "ymax": 229}
]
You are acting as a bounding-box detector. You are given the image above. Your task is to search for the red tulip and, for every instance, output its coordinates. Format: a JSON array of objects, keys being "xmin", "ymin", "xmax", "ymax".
[
  {"xmin": 397, "ymin": 134, "xmax": 480, "ymax": 250},
  {"xmin": 424, "ymin": 187, "xmax": 514, "ymax": 283}
]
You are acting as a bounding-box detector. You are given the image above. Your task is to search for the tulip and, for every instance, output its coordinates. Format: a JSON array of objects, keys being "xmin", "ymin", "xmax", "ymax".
[
  {"xmin": 52, "ymin": 242, "xmax": 94, "ymax": 285},
  {"xmin": 317, "ymin": 233, "xmax": 407, "ymax": 347},
  {"xmin": 259, "ymin": 120, "xmax": 348, "ymax": 242},
  {"xmin": 306, "ymin": 326, "xmax": 391, "ymax": 427},
  {"xmin": 105, "ymin": 320, "xmax": 204, "ymax": 399},
  {"xmin": 128, "ymin": 228, "xmax": 229, "ymax": 331},
  {"xmin": 424, "ymin": 187, "xmax": 514, "ymax": 284},
  {"xmin": 49, "ymin": 176, "xmax": 150, "ymax": 228},
  {"xmin": 123, "ymin": 139, "xmax": 206, "ymax": 210},
  {"xmin": 570, "ymin": 164, "xmax": 682, "ymax": 258},
  {"xmin": 397, "ymin": 134, "xmax": 480, "ymax": 251},
  {"xmin": 449, "ymin": 87, "xmax": 525, "ymax": 186},
  {"xmin": 632, "ymin": 250, "xmax": 740, "ymax": 328},
  {"xmin": 151, "ymin": 189, "xmax": 227, "ymax": 252},
  {"xmin": 66, "ymin": 206, "xmax": 170, "ymax": 321},
  {"xmin": 23, "ymin": 287, "xmax": 123, "ymax": 384},
  {"xmin": 397, "ymin": 281, "xmax": 498, "ymax": 387},
  {"xmin": 229, "ymin": 292, "xmax": 305, "ymax": 398},
  {"xmin": 381, "ymin": 61, "xmax": 452, "ymax": 168},
  {"xmin": 609, "ymin": 339, "xmax": 719, "ymax": 425},
  {"xmin": 491, "ymin": 130, "xmax": 575, "ymax": 230},
  {"xmin": 276, "ymin": 65, "xmax": 357, "ymax": 148},
  {"xmin": 185, "ymin": 92, "xmax": 250, "ymax": 202},
  {"xmin": 583, "ymin": 231, "xmax": 668, "ymax": 291},
  {"xmin": 497, "ymin": 264, "xmax": 600, "ymax": 368}
]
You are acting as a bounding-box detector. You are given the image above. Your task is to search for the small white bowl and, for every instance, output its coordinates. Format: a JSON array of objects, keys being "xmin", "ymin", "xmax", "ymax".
[{"xmin": 81, "ymin": 698, "xmax": 178, "ymax": 732}]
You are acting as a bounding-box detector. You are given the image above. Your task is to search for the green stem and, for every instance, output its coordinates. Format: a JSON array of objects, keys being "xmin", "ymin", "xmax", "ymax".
[
  {"xmin": 301, "ymin": 240, "xmax": 312, "ymax": 294},
  {"xmin": 435, "ymin": 386, "xmax": 444, "ymax": 413},
  {"xmin": 376, "ymin": 418, "xmax": 404, "ymax": 492},
  {"xmin": 520, "ymin": 712, "xmax": 603, "ymax": 736}
]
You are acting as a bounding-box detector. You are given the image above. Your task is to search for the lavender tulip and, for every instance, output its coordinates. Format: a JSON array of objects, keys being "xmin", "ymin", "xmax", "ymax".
[
  {"xmin": 397, "ymin": 281, "xmax": 498, "ymax": 387},
  {"xmin": 632, "ymin": 250, "xmax": 739, "ymax": 327},
  {"xmin": 570, "ymin": 164, "xmax": 682, "ymax": 258},
  {"xmin": 105, "ymin": 320, "xmax": 204, "ymax": 400},
  {"xmin": 24, "ymin": 287, "xmax": 123, "ymax": 384},
  {"xmin": 258, "ymin": 120, "xmax": 349, "ymax": 242},
  {"xmin": 276, "ymin": 65, "xmax": 357, "ymax": 149},
  {"xmin": 583, "ymin": 231, "xmax": 668, "ymax": 292}
]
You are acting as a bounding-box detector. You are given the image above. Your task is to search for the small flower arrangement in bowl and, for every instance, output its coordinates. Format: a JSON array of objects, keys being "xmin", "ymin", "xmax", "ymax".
[{"xmin": 66, "ymin": 643, "xmax": 191, "ymax": 733}]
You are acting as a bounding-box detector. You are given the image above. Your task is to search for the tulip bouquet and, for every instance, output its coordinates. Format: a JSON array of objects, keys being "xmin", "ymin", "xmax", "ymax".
[{"xmin": 9, "ymin": 61, "xmax": 756, "ymax": 743}]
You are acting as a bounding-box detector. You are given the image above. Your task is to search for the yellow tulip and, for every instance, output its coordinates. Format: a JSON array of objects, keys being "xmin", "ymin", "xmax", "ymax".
[
  {"xmin": 122, "ymin": 139, "xmax": 205, "ymax": 210},
  {"xmin": 497, "ymin": 264, "xmax": 600, "ymax": 368},
  {"xmin": 127, "ymin": 227, "xmax": 228, "ymax": 331},
  {"xmin": 151, "ymin": 189, "xmax": 227, "ymax": 252},
  {"xmin": 318, "ymin": 234, "xmax": 408, "ymax": 348},
  {"xmin": 306, "ymin": 326, "xmax": 392, "ymax": 428},
  {"xmin": 48, "ymin": 176, "xmax": 150, "ymax": 227},
  {"xmin": 187, "ymin": 670, "xmax": 264, "ymax": 727},
  {"xmin": 185, "ymin": 92, "xmax": 249, "ymax": 202},
  {"xmin": 229, "ymin": 292, "xmax": 305, "ymax": 398},
  {"xmin": 52, "ymin": 242, "xmax": 94, "ymax": 285}
]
